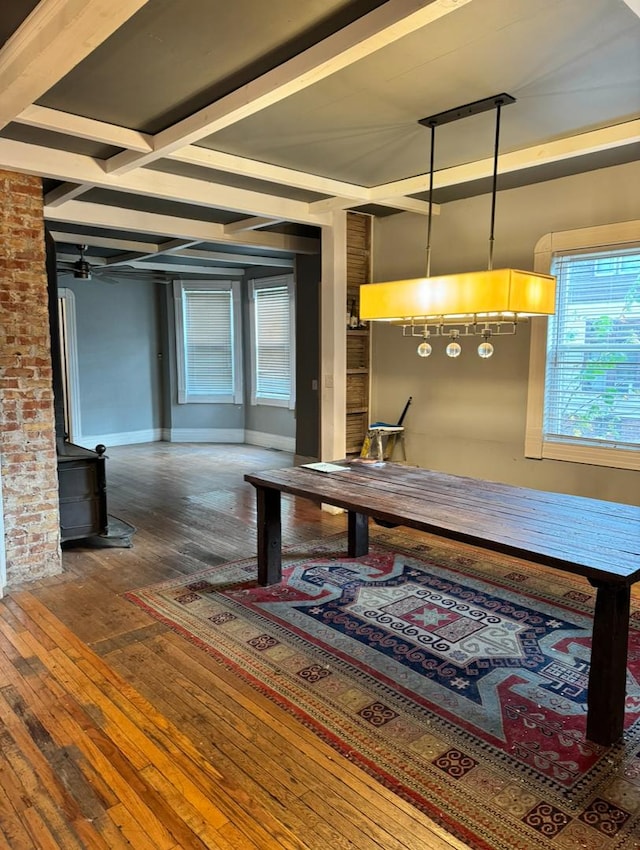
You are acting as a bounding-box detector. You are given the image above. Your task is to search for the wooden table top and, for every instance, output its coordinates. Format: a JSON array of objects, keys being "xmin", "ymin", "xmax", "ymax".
[{"xmin": 245, "ymin": 463, "xmax": 640, "ymax": 586}]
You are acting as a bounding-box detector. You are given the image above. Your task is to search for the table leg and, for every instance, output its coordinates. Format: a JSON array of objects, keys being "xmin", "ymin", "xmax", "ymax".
[
  {"xmin": 256, "ymin": 486, "xmax": 282, "ymax": 586},
  {"xmin": 586, "ymin": 580, "xmax": 630, "ymax": 746},
  {"xmin": 348, "ymin": 511, "xmax": 369, "ymax": 557}
]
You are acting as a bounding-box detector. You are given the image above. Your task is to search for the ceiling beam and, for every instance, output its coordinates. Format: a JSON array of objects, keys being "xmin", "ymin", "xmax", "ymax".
[
  {"xmin": 14, "ymin": 106, "xmax": 409, "ymax": 210},
  {"xmin": 621, "ymin": 0, "xmax": 640, "ymax": 17},
  {"xmin": 53, "ymin": 231, "xmax": 293, "ymax": 269},
  {"xmin": 174, "ymin": 149, "xmax": 432, "ymax": 214},
  {"xmin": 0, "ymin": 0, "xmax": 150, "ymax": 131},
  {"xmin": 105, "ymin": 0, "xmax": 473, "ymax": 175},
  {"xmin": 16, "ymin": 104, "xmax": 153, "ymax": 152},
  {"xmin": 15, "ymin": 103, "xmax": 639, "ymax": 217},
  {"xmin": 173, "ymin": 248, "xmax": 294, "ymax": 269},
  {"xmin": 224, "ymin": 217, "xmax": 284, "ymax": 234},
  {"xmin": 170, "ymin": 146, "xmax": 370, "ymax": 202},
  {"xmin": 50, "ymin": 231, "xmax": 161, "ymax": 253},
  {"xmin": 0, "ymin": 138, "xmax": 331, "ymax": 226},
  {"xmin": 45, "ymin": 182, "xmax": 94, "ymax": 207},
  {"xmin": 177, "ymin": 152, "xmax": 437, "ymax": 214},
  {"xmin": 23, "ymin": 116, "xmax": 636, "ymax": 248},
  {"xmin": 44, "ymin": 201, "xmax": 320, "ymax": 254},
  {"xmin": 368, "ymin": 197, "xmax": 434, "ymax": 215},
  {"xmin": 103, "ymin": 238, "xmax": 200, "ymax": 266},
  {"xmin": 152, "ymin": 238, "xmax": 201, "ymax": 254},
  {"xmin": 13, "ymin": 104, "xmax": 372, "ymax": 202},
  {"xmin": 308, "ymin": 195, "xmax": 436, "ymax": 216},
  {"xmin": 371, "ymin": 119, "xmax": 640, "ymax": 199},
  {"xmin": 126, "ymin": 260, "xmax": 244, "ymax": 277}
]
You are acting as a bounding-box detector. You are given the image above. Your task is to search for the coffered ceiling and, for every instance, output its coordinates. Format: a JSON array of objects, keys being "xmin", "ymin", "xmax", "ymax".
[{"xmin": 1, "ymin": 0, "xmax": 638, "ymax": 280}]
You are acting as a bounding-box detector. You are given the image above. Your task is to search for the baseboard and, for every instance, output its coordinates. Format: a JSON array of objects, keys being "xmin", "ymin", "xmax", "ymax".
[
  {"xmin": 77, "ymin": 428, "xmax": 163, "ymax": 449},
  {"xmin": 164, "ymin": 428, "xmax": 245, "ymax": 443},
  {"xmin": 244, "ymin": 430, "xmax": 295, "ymax": 452},
  {"xmin": 78, "ymin": 427, "xmax": 295, "ymax": 449}
]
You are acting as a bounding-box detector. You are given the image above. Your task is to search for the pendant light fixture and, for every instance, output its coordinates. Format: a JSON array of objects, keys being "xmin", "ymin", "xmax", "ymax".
[{"xmin": 359, "ymin": 93, "xmax": 556, "ymax": 358}]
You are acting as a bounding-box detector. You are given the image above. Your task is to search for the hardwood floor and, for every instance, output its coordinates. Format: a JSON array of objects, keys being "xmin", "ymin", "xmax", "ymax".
[{"xmin": 0, "ymin": 443, "xmax": 467, "ymax": 849}]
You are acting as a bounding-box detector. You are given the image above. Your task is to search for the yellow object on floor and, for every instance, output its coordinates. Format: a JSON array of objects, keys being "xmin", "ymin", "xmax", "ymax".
[{"xmin": 359, "ymin": 425, "xmax": 406, "ymax": 462}]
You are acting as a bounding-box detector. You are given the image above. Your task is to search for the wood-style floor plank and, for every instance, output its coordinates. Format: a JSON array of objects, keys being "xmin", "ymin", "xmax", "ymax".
[
  {"xmin": 0, "ymin": 443, "xmax": 469, "ymax": 849},
  {"xmin": 16, "ymin": 594, "xmax": 310, "ymax": 850},
  {"xmin": 111, "ymin": 642, "xmax": 373, "ymax": 850}
]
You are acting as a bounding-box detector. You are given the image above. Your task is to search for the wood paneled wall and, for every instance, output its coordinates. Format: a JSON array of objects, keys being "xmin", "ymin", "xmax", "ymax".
[{"xmin": 346, "ymin": 213, "xmax": 372, "ymax": 454}]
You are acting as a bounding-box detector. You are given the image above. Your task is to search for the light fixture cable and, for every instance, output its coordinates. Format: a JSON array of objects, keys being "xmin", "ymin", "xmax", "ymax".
[
  {"xmin": 488, "ymin": 97, "xmax": 504, "ymax": 273},
  {"xmin": 426, "ymin": 122, "xmax": 436, "ymax": 278}
]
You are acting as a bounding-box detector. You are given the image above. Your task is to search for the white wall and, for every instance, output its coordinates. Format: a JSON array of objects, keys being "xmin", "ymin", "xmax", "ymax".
[{"xmin": 371, "ymin": 160, "xmax": 640, "ymax": 505}]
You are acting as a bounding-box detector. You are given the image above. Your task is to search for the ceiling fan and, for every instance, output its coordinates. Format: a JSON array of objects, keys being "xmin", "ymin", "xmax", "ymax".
[
  {"xmin": 55, "ymin": 244, "xmax": 174, "ymax": 284},
  {"xmin": 68, "ymin": 243, "xmax": 91, "ymax": 278}
]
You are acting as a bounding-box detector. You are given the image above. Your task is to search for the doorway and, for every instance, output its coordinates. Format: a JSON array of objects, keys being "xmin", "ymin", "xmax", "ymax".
[{"xmin": 57, "ymin": 287, "xmax": 82, "ymax": 443}]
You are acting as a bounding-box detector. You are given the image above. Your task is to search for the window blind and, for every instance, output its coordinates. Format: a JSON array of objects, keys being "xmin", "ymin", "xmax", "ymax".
[
  {"xmin": 254, "ymin": 284, "xmax": 292, "ymax": 401},
  {"xmin": 183, "ymin": 289, "xmax": 234, "ymax": 398},
  {"xmin": 544, "ymin": 247, "xmax": 640, "ymax": 450}
]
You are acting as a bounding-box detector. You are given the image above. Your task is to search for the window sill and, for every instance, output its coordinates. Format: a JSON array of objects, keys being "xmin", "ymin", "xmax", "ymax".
[
  {"xmin": 530, "ymin": 442, "xmax": 639, "ymax": 471},
  {"xmin": 178, "ymin": 396, "xmax": 238, "ymax": 404},
  {"xmin": 251, "ymin": 397, "xmax": 293, "ymax": 409}
]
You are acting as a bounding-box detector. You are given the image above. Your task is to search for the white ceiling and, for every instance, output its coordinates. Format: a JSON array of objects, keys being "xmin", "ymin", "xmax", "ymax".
[{"xmin": 0, "ymin": 0, "xmax": 638, "ymax": 279}]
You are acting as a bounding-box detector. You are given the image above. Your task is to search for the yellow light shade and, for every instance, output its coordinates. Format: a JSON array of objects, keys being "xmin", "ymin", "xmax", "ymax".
[{"xmin": 359, "ymin": 269, "xmax": 556, "ymax": 321}]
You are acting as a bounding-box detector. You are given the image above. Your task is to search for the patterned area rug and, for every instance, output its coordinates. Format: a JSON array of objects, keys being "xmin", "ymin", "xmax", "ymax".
[{"xmin": 126, "ymin": 530, "xmax": 640, "ymax": 850}]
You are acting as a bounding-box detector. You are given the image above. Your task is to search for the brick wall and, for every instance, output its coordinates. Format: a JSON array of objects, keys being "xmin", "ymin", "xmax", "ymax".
[{"xmin": 0, "ymin": 169, "xmax": 61, "ymax": 585}]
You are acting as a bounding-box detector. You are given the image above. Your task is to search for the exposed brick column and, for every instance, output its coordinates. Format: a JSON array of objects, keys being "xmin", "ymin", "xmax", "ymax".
[{"xmin": 0, "ymin": 170, "xmax": 61, "ymax": 585}]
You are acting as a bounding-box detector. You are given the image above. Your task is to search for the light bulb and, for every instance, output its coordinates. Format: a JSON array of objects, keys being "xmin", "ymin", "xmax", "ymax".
[
  {"xmin": 417, "ymin": 341, "xmax": 432, "ymax": 358},
  {"xmin": 478, "ymin": 341, "xmax": 494, "ymax": 358},
  {"xmin": 446, "ymin": 341, "xmax": 461, "ymax": 358},
  {"xmin": 478, "ymin": 329, "xmax": 493, "ymax": 359}
]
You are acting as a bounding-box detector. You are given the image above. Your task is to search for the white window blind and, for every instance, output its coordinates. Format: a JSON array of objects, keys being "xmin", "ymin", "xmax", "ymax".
[
  {"xmin": 250, "ymin": 278, "xmax": 295, "ymax": 407},
  {"xmin": 184, "ymin": 289, "xmax": 233, "ymax": 396},
  {"xmin": 544, "ymin": 247, "xmax": 640, "ymax": 451},
  {"xmin": 174, "ymin": 281, "xmax": 242, "ymax": 404}
]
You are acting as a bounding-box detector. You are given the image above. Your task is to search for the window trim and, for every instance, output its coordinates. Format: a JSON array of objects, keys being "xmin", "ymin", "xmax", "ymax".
[
  {"xmin": 173, "ymin": 279, "xmax": 243, "ymax": 405},
  {"xmin": 248, "ymin": 275, "xmax": 296, "ymax": 409},
  {"xmin": 525, "ymin": 219, "xmax": 640, "ymax": 471}
]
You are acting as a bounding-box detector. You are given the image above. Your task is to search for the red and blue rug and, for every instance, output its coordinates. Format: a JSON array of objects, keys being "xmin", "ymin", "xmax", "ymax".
[{"xmin": 126, "ymin": 530, "xmax": 640, "ymax": 849}]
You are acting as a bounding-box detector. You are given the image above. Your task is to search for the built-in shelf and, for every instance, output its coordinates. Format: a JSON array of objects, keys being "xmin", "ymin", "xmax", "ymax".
[{"xmin": 345, "ymin": 213, "xmax": 372, "ymax": 455}]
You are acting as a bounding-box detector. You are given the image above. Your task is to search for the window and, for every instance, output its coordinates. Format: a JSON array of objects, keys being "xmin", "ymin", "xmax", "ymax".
[
  {"xmin": 174, "ymin": 280, "xmax": 242, "ymax": 404},
  {"xmin": 526, "ymin": 221, "xmax": 640, "ymax": 470},
  {"xmin": 249, "ymin": 276, "xmax": 295, "ymax": 408}
]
